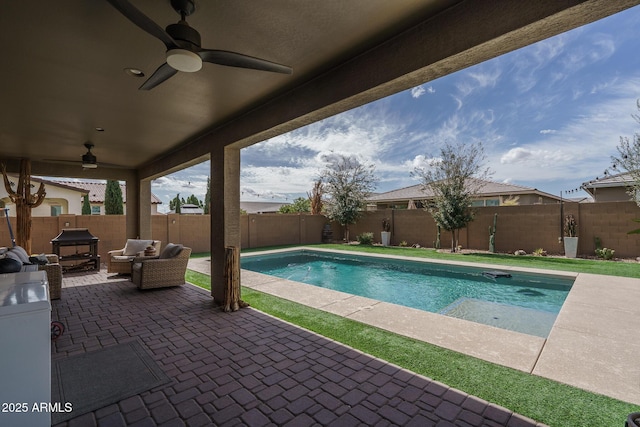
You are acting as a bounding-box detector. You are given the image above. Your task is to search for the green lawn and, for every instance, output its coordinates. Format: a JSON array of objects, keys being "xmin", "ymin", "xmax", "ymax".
[{"xmin": 186, "ymin": 245, "xmax": 640, "ymax": 426}]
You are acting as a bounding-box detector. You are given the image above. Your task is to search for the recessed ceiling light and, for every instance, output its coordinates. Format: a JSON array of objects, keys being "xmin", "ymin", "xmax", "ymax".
[{"xmin": 124, "ymin": 68, "xmax": 145, "ymax": 77}]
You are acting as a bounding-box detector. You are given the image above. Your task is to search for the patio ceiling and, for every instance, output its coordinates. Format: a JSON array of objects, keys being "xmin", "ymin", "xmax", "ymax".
[{"xmin": 1, "ymin": 0, "xmax": 638, "ymax": 179}]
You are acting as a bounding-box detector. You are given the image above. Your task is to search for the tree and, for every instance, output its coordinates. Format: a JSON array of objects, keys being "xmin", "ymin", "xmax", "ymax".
[
  {"xmin": 322, "ymin": 155, "xmax": 377, "ymax": 242},
  {"xmin": 610, "ymin": 99, "xmax": 640, "ymax": 205},
  {"xmin": 413, "ymin": 141, "xmax": 492, "ymax": 252},
  {"xmin": 186, "ymin": 194, "xmax": 203, "ymax": 208},
  {"xmin": 204, "ymin": 177, "xmax": 211, "ymax": 214},
  {"xmin": 104, "ymin": 180, "xmax": 124, "ymax": 215},
  {"xmin": 308, "ymin": 180, "xmax": 324, "ymax": 214},
  {"xmin": 82, "ymin": 194, "xmax": 91, "ymax": 215},
  {"xmin": 279, "ymin": 197, "xmax": 310, "ymax": 213},
  {"xmin": 169, "ymin": 193, "xmax": 182, "ymax": 214}
]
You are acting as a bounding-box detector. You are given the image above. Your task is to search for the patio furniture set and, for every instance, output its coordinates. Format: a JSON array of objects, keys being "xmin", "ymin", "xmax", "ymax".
[{"xmin": 1, "ymin": 239, "xmax": 190, "ymax": 302}]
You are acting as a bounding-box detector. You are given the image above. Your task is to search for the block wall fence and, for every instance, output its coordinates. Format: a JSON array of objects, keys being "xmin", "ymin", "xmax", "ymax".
[{"xmin": 1, "ymin": 201, "xmax": 639, "ymax": 259}]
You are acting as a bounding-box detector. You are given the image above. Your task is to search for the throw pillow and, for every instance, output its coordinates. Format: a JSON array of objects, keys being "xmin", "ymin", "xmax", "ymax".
[
  {"xmin": 123, "ymin": 239, "xmax": 153, "ymax": 256},
  {"xmin": 159, "ymin": 243, "xmax": 183, "ymax": 259}
]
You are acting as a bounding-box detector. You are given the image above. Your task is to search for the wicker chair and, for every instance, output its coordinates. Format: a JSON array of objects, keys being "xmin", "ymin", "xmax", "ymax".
[
  {"xmin": 107, "ymin": 239, "xmax": 161, "ymax": 274},
  {"xmin": 131, "ymin": 246, "xmax": 191, "ymax": 289},
  {"xmin": 39, "ymin": 254, "xmax": 63, "ymax": 300}
]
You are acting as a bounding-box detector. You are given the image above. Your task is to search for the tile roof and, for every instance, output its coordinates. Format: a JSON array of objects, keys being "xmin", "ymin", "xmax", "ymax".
[
  {"xmin": 9, "ymin": 175, "xmax": 89, "ymax": 194},
  {"xmin": 368, "ymin": 178, "xmax": 557, "ymax": 202},
  {"xmin": 582, "ymin": 171, "xmax": 633, "ymax": 188},
  {"xmin": 51, "ymin": 180, "xmax": 162, "ymax": 204}
]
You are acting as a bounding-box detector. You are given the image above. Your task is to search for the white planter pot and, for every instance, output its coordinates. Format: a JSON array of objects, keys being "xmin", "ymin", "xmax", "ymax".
[
  {"xmin": 381, "ymin": 231, "xmax": 391, "ymax": 246},
  {"xmin": 564, "ymin": 237, "xmax": 578, "ymax": 258}
]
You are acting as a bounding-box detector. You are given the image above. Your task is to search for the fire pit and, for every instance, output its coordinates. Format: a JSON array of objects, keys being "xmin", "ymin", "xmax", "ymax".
[{"xmin": 51, "ymin": 228, "xmax": 100, "ymax": 272}]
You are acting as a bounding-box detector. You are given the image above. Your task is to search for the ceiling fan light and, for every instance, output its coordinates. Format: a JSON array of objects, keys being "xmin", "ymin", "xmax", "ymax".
[
  {"xmin": 82, "ymin": 152, "xmax": 97, "ymax": 168},
  {"xmin": 167, "ymin": 49, "xmax": 202, "ymax": 72}
]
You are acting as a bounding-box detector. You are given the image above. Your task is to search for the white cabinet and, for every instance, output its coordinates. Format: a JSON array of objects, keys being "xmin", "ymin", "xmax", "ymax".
[{"xmin": 0, "ymin": 271, "xmax": 51, "ymax": 427}]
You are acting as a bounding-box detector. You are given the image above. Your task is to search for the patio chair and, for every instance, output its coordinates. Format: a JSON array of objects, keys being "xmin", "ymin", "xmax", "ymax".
[
  {"xmin": 107, "ymin": 239, "xmax": 161, "ymax": 274},
  {"xmin": 38, "ymin": 254, "xmax": 63, "ymax": 300},
  {"xmin": 131, "ymin": 244, "xmax": 192, "ymax": 290}
]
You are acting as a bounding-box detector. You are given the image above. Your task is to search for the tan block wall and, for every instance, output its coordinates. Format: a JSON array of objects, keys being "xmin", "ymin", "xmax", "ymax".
[
  {"xmin": 242, "ymin": 214, "xmax": 329, "ymax": 248},
  {"xmin": 2, "ymin": 202, "xmax": 639, "ymax": 259}
]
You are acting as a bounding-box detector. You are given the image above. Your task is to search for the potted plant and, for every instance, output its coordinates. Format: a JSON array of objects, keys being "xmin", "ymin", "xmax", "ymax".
[
  {"xmin": 563, "ymin": 214, "xmax": 578, "ymax": 258},
  {"xmin": 381, "ymin": 218, "xmax": 391, "ymax": 246}
]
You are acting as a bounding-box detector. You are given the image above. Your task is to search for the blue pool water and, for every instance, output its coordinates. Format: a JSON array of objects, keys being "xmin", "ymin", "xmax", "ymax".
[{"xmin": 241, "ymin": 250, "xmax": 574, "ymax": 337}]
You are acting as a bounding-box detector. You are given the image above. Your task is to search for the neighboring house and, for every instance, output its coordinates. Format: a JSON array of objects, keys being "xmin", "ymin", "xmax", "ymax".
[
  {"xmin": 581, "ymin": 172, "xmax": 637, "ymax": 202},
  {"xmin": 169, "ymin": 203, "xmax": 204, "ymax": 215},
  {"xmin": 367, "ymin": 179, "xmax": 563, "ymax": 210},
  {"xmin": 240, "ymin": 201, "xmax": 289, "ymax": 214},
  {"xmin": 53, "ymin": 180, "xmax": 162, "ymax": 215},
  {"xmin": 1, "ymin": 178, "xmax": 162, "ymax": 216},
  {"xmin": 0, "ymin": 176, "xmax": 87, "ymax": 217}
]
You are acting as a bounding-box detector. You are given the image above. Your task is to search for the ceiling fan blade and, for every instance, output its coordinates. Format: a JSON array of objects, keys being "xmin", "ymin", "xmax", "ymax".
[
  {"xmin": 139, "ymin": 63, "xmax": 179, "ymax": 90},
  {"xmin": 199, "ymin": 50, "xmax": 292, "ymax": 74},
  {"xmin": 106, "ymin": 0, "xmax": 178, "ymax": 49}
]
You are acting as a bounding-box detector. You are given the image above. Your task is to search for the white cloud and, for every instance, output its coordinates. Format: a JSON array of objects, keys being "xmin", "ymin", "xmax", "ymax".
[
  {"xmin": 410, "ymin": 85, "xmax": 435, "ymax": 98},
  {"xmin": 539, "ymin": 129, "xmax": 556, "ymax": 134},
  {"xmin": 500, "ymin": 147, "xmax": 534, "ymax": 164},
  {"xmin": 410, "ymin": 86, "xmax": 425, "ymax": 98}
]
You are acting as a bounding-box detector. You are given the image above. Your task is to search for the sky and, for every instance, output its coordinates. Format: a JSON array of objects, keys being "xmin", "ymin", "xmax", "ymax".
[{"xmin": 150, "ymin": 5, "xmax": 640, "ymax": 213}]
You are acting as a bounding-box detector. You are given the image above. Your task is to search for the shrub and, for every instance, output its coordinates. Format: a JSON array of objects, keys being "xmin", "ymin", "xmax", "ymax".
[
  {"xmin": 533, "ymin": 248, "xmax": 547, "ymax": 256},
  {"xmin": 357, "ymin": 232, "xmax": 374, "ymax": 245},
  {"xmin": 595, "ymin": 247, "xmax": 615, "ymax": 260},
  {"xmin": 399, "ymin": 240, "xmax": 408, "ymax": 247}
]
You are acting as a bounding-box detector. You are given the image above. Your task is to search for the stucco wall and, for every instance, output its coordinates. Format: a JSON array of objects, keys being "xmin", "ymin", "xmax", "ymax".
[{"xmin": 1, "ymin": 202, "xmax": 639, "ymax": 260}]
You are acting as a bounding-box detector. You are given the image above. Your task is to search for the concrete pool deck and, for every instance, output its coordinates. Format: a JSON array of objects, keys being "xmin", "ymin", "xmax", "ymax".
[{"xmin": 188, "ymin": 247, "xmax": 640, "ymax": 405}]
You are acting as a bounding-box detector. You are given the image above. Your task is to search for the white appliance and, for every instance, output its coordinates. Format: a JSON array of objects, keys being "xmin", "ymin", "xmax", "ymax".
[{"xmin": 0, "ymin": 271, "xmax": 51, "ymax": 427}]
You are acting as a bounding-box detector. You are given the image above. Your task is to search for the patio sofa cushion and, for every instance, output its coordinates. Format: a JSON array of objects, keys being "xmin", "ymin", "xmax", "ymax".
[
  {"xmin": 8, "ymin": 246, "xmax": 30, "ymax": 264},
  {"xmin": 123, "ymin": 239, "xmax": 154, "ymax": 256},
  {"xmin": 2, "ymin": 247, "xmax": 38, "ymax": 271}
]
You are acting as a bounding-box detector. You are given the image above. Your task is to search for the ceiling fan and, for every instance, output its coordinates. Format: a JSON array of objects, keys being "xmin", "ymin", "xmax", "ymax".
[
  {"xmin": 107, "ymin": 0, "xmax": 293, "ymax": 90},
  {"xmin": 45, "ymin": 142, "xmax": 124, "ymax": 170},
  {"xmin": 81, "ymin": 142, "xmax": 98, "ymax": 169}
]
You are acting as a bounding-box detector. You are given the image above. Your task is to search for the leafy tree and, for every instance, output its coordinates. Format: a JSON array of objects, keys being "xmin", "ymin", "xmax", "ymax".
[
  {"xmin": 610, "ymin": 99, "xmax": 640, "ymax": 205},
  {"xmin": 186, "ymin": 194, "xmax": 203, "ymax": 208},
  {"xmin": 81, "ymin": 194, "xmax": 91, "ymax": 215},
  {"xmin": 204, "ymin": 177, "xmax": 211, "ymax": 214},
  {"xmin": 104, "ymin": 180, "xmax": 124, "ymax": 215},
  {"xmin": 279, "ymin": 197, "xmax": 311, "ymax": 213},
  {"xmin": 611, "ymin": 100, "xmax": 640, "ymax": 234},
  {"xmin": 413, "ymin": 141, "xmax": 491, "ymax": 252},
  {"xmin": 322, "ymin": 154, "xmax": 377, "ymax": 242}
]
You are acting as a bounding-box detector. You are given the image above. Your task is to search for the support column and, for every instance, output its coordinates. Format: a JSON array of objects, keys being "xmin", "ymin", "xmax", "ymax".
[
  {"xmin": 210, "ymin": 146, "xmax": 241, "ymax": 303},
  {"xmin": 125, "ymin": 176, "xmax": 152, "ymax": 239}
]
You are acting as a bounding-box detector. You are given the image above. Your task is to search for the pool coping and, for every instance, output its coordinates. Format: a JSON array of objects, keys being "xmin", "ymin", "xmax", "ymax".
[{"xmin": 192, "ymin": 247, "xmax": 640, "ymax": 404}]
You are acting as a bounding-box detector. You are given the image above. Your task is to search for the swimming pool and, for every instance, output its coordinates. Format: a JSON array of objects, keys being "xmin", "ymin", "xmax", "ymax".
[{"xmin": 241, "ymin": 250, "xmax": 574, "ymax": 337}]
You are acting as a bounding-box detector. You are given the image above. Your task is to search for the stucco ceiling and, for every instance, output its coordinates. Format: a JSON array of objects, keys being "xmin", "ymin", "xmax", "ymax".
[{"xmin": 0, "ymin": 1, "xmax": 638, "ymax": 178}]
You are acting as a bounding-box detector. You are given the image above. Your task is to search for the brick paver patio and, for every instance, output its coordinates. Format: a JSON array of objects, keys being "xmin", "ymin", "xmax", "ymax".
[{"xmin": 51, "ymin": 270, "xmax": 546, "ymax": 426}]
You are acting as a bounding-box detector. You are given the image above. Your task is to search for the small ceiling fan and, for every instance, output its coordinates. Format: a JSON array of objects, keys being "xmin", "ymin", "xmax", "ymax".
[
  {"xmin": 81, "ymin": 142, "xmax": 98, "ymax": 169},
  {"xmin": 107, "ymin": 0, "xmax": 293, "ymax": 90},
  {"xmin": 45, "ymin": 142, "xmax": 125, "ymax": 170}
]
